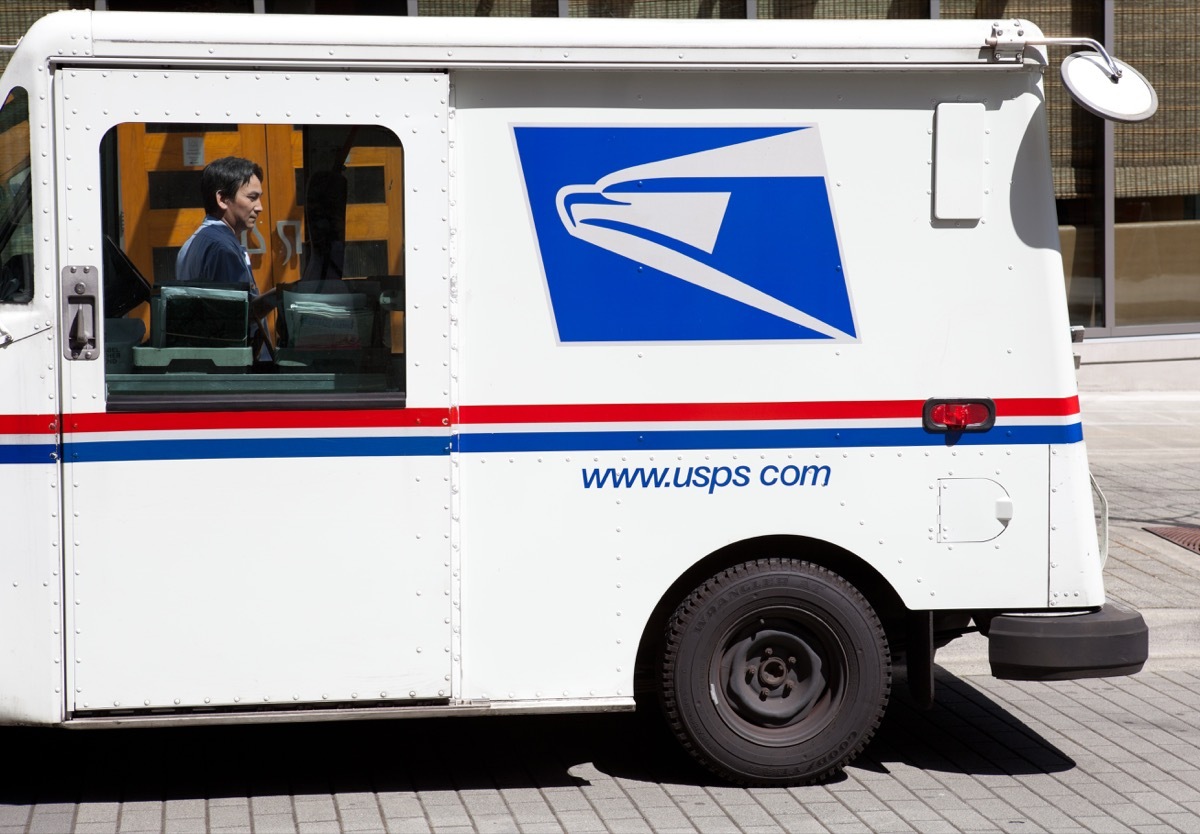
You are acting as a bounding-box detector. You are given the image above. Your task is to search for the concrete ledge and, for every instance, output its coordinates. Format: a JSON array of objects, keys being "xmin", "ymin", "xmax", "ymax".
[
  {"xmin": 1078, "ymin": 333, "xmax": 1200, "ymax": 364},
  {"xmin": 1078, "ymin": 357, "xmax": 1200, "ymax": 392},
  {"xmin": 1077, "ymin": 334, "xmax": 1200, "ymax": 391}
]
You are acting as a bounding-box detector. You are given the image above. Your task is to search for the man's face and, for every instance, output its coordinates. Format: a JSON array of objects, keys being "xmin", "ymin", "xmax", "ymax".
[{"xmin": 217, "ymin": 174, "xmax": 263, "ymax": 235}]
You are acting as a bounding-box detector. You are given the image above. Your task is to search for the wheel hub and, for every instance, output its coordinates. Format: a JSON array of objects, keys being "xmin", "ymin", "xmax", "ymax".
[{"xmin": 722, "ymin": 626, "xmax": 828, "ymax": 726}]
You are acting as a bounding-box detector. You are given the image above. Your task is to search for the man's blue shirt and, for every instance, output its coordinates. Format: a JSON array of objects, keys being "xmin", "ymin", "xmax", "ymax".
[{"xmin": 175, "ymin": 217, "xmax": 258, "ymax": 297}]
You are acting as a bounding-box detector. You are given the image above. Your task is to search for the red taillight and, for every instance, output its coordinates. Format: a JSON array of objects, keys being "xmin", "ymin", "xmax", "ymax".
[
  {"xmin": 931, "ymin": 402, "xmax": 990, "ymax": 429},
  {"xmin": 923, "ymin": 399, "xmax": 995, "ymax": 433}
]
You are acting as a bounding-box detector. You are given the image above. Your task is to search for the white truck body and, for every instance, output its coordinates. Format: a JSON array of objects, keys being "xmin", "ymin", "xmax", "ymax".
[{"xmin": 0, "ymin": 11, "xmax": 1146, "ymax": 784}]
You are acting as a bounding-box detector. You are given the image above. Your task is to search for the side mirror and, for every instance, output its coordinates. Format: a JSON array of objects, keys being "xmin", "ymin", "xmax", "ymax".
[
  {"xmin": 986, "ymin": 25, "xmax": 1158, "ymax": 123},
  {"xmin": 1059, "ymin": 45, "xmax": 1158, "ymax": 123}
]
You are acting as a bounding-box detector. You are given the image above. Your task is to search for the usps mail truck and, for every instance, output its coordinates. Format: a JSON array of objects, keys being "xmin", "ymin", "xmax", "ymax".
[{"xmin": 0, "ymin": 11, "xmax": 1153, "ymax": 785}]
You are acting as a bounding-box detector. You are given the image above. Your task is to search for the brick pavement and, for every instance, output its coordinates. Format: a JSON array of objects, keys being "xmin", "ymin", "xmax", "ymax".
[
  {"xmin": 1077, "ymin": 393, "xmax": 1200, "ymax": 673},
  {"xmin": 1, "ymin": 392, "xmax": 1198, "ymax": 834}
]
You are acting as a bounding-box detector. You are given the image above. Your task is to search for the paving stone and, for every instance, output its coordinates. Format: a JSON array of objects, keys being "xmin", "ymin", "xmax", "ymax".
[
  {"xmin": 675, "ymin": 798, "xmax": 727, "ymax": 818},
  {"xmin": 1068, "ymin": 817, "xmax": 1134, "ymax": 834},
  {"xmin": 118, "ymin": 807, "xmax": 163, "ymax": 833},
  {"xmin": 764, "ymin": 816, "xmax": 828, "ymax": 834},
  {"xmin": 1123, "ymin": 790, "xmax": 1188, "ymax": 815},
  {"xmin": 589, "ymin": 797, "xmax": 643, "ymax": 818},
  {"xmin": 853, "ymin": 809, "xmax": 915, "ymax": 831},
  {"xmin": 937, "ymin": 808, "xmax": 1001, "ymax": 832},
  {"xmin": 74, "ymin": 804, "xmax": 119, "ymax": 824},
  {"xmin": 75, "ymin": 824, "xmax": 126, "ymax": 834},
  {"xmin": 27, "ymin": 813, "xmax": 75, "ymax": 834},
  {"xmin": 463, "ymin": 796, "xmax": 509, "ymax": 817},
  {"xmin": 422, "ymin": 806, "xmax": 472, "ymax": 827},
  {"xmin": 339, "ymin": 806, "xmax": 385, "ymax": 831},
  {"xmin": 379, "ymin": 795, "xmax": 426, "ymax": 818},
  {"xmin": 515, "ymin": 823, "xmax": 565, "ymax": 834},
  {"xmin": 507, "ymin": 802, "xmax": 558, "ymax": 824},
  {"xmin": 621, "ymin": 790, "xmax": 679, "ymax": 809},
  {"xmin": 294, "ymin": 799, "xmax": 339, "ymax": 824},
  {"xmin": 998, "ymin": 822, "xmax": 1048, "ymax": 834},
  {"xmin": 34, "ymin": 803, "xmax": 77, "ymax": 816},
  {"xmin": 163, "ymin": 800, "xmax": 206, "ymax": 820},
  {"xmin": 542, "ymin": 791, "xmax": 593, "ymax": 813},
  {"xmin": 384, "ymin": 818, "xmax": 434, "ymax": 834},
  {"xmin": 206, "ymin": 803, "xmax": 250, "ymax": 829},
  {"xmin": 637, "ymin": 806, "xmax": 692, "ymax": 828},
  {"xmin": 418, "ymin": 792, "xmax": 469, "ymax": 807},
  {"xmin": 162, "ymin": 819, "xmax": 206, "ymax": 834},
  {"xmin": 249, "ymin": 814, "xmax": 298, "ymax": 834},
  {"xmin": 899, "ymin": 821, "xmax": 973, "ymax": 834},
  {"xmin": 798, "ymin": 801, "xmax": 860, "ymax": 827},
  {"xmin": 602, "ymin": 821, "xmax": 654, "ymax": 834},
  {"xmin": 720, "ymin": 803, "xmax": 777, "ymax": 827},
  {"xmin": 296, "ymin": 823, "xmax": 341, "ymax": 834},
  {"xmin": 549, "ymin": 809, "xmax": 606, "ymax": 831},
  {"xmin": 882, "ymin": 799, "xmax": 945, "ymax": 822}
]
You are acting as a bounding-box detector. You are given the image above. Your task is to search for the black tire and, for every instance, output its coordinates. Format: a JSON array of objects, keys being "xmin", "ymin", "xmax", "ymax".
[{"xmin": 660, "ymin": 558, "xmax": 890, "ymax": 786}]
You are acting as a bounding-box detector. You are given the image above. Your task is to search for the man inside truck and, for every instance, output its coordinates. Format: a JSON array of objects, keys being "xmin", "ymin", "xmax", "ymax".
[{"xmin": 175, "ymin": 155, "xmax": 263, "ymax": 298}]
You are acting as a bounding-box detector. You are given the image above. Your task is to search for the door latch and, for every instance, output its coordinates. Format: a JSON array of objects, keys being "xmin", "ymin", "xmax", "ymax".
[{"xmin": 62, "ymin": 265, "xmax": 99, "ymax": 361}]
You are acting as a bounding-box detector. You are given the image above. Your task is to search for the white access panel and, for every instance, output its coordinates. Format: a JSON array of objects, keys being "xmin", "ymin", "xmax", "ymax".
[
  {"xmin": 939, "ymin": 477, "xmax": 1011, "ymax": 543},
  {"xmin": 55, "ymin": 67, "xmax": 453, "ymax": 712},
  {"xmin": 934, "ymin": 102, "xmax": 986, "ymax": 221}
]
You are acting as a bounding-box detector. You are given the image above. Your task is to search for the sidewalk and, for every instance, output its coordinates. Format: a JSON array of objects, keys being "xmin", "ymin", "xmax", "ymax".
[{"xmin": 1079, "ymin": 392, "xmax": 1200, "ymax": 671}]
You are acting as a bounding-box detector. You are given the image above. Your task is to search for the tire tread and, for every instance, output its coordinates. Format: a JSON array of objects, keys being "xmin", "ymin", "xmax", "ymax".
[{"xmin": 659, "ymin": 558, "xmax": 891, "ymax": 786}]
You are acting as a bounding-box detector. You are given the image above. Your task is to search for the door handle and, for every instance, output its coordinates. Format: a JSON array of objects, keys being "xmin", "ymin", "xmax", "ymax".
[
  {"xmin": 62, "ymin": 265, "xmax": 99, "ymax": 361},
  {"xmin": 69, "ymin": 303, "xmax": 94, "ymax": 354}
]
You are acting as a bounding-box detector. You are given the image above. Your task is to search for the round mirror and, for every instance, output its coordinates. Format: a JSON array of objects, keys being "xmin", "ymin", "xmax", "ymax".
[{"xmin": 1061, "ymin": 53, "xmax": 1158, "ymax": 123}]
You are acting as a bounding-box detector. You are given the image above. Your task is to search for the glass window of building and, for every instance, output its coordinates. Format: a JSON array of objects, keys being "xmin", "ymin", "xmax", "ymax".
[{"xmin": 1113, "ymin": 3, "xmax": 1200, "ymax": 329}]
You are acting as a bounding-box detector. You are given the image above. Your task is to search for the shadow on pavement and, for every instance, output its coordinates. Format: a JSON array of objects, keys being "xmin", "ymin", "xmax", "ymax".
[
  {"xmin": 855, "ymin": 667, "xmax": 1075, "ymax": 778},
  {"xmin": 0, "ymin": 668, "xmax": 1071, "ymax": 804}
]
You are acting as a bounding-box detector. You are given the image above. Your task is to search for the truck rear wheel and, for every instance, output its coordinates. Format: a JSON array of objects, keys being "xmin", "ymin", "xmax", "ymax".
[{"xmin": 660, "ymin": 558, "xmax": 890, "ymax": 785}]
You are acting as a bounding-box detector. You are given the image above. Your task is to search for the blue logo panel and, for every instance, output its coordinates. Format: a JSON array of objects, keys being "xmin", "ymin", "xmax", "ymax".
[{"xmin": 514, "ymin": 126, "xmax": 856, "ymax": 342}]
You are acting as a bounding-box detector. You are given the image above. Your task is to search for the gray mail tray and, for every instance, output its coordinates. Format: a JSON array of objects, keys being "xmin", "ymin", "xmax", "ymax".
[{"xmin": 132, "ymin": 346, "xmax": 253, "ymax": 373}]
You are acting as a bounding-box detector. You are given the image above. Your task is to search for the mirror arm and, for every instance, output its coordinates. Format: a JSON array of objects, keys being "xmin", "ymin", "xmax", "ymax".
[
  {"xmin": 1029, "ymin": 37, "xmax": 1122, "ymax": 80},
  {"xmin": 987, "ymin": 34, "xmax": 1123, "ymax": 80}
]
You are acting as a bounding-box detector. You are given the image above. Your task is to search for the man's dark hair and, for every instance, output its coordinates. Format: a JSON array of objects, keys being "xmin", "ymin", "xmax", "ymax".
[{"xmin": 200, "ymin": 156, "xmax": 264, "ymax": 216}]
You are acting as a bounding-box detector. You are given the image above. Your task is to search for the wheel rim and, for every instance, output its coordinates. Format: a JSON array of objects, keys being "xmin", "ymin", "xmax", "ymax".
[{"xmin": 711, "ymin": 610, "xmax": 848, "ymax": 747}]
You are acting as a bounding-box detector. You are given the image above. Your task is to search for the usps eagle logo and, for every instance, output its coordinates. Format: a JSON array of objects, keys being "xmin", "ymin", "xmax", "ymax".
[{"xmin": 513, "ymin": 126, "xmax": 857, "ymax": 342}]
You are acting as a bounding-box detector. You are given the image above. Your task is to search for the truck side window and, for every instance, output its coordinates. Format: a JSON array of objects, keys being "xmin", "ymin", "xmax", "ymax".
[
  {"xmin": 100, "ymin": 122, "xmax": 406, "ymax": 404},
  {"xmin": 0, "ymin": 88, "xmax": 33, "ymax": 305}
]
